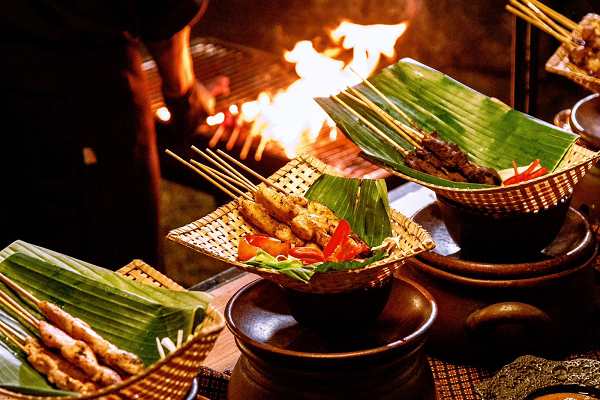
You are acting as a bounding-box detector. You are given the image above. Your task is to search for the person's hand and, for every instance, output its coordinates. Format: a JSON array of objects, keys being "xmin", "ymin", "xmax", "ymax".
[{"xmin": 162, "ymin": 79, "xmax": 215, "ymax": 136}]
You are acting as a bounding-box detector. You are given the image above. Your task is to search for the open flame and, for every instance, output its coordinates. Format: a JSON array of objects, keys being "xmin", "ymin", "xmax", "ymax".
[{"xmin": 206, "ymin": 20, "xmax": 408, "ymax": 160}]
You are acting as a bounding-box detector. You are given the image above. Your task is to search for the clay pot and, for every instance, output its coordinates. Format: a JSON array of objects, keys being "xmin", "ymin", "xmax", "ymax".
[
  {"xmin": 281, "ymin": 276, "xmax": 393, "ymax": 332},
  {"xmin": 436, "ymin": 193, "xmax": 572, "ymax": 263},
  {"xmin": 568, "ymin": 93, "xmax": 600, "ymax": 227},
  {"xmin": 225, "ymin": 277, "xmax": 437, "ymax": 400},
  {"xmin": 400, "ymin": 203, "xmax": 599, "ymax": 367}
]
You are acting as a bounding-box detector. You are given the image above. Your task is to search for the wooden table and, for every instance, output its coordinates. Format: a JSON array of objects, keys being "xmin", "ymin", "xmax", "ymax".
[{"xmin": 201, "ymin": 273, "xmax": 256, "ymax": 372}]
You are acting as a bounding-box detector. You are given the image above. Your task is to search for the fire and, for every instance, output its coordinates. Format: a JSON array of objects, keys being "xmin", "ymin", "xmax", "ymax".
[{"xmin": 210, "ymin": 20, "xmax": 408, "ymax": 160}]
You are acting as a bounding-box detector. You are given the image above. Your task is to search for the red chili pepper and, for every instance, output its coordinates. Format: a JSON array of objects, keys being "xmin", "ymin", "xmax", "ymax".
[
  {"xmin": 526, "ymin": 166, "xmax": 548, "ymax": 180},
  {"xmin": 512, "ymin": 160, "xmax": 520, "ymax": 183},
  {"xmin": 521, "ymin": 159, "xmax": 540, "ymax": 179},
  {"xmin": 288, "ymin": 247, "xmax": 326, "ymax": 265},
  {"xmin": 323, "ymin": 219, "xmax": 351, "ymax": 259}
]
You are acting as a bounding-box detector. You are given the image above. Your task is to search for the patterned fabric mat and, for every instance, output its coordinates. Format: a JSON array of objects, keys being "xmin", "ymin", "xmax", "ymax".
[{"xmin": 196, "ymin": 326, "xmax": 600, "ymax": 400}]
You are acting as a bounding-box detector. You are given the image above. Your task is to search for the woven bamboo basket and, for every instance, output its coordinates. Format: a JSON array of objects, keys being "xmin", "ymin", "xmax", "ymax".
[
  {"xmin": 0, "ymin": 259, "xmax": 225, "ymax": 400},
  {"xmin": 167, "ymin": 153, "xmax": 435, "ymax": 294},
  {"xmin": 546, "ymin": 13, "xmax": 600, "ymax": 94},
  {"xmin": 374, "ymin": 144, "xmax": 600, "ymax": 214}
]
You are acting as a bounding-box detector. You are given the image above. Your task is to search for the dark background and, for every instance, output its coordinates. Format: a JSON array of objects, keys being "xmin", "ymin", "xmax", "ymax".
[{"xmin": 192, "ymin": 0, "xmax": 598, "ymax": 123}]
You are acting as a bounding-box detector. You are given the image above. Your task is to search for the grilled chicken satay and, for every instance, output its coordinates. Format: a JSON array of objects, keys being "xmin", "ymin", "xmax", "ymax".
[
  {"xmin": 39, "ymin": 321, "xmax": 122, "ymax": 387},
  {"xmin": 238, "ymin": 198, "xmax": 305, "ymax": 246},
  {"xmin": 254, "ymin": 186, "xmax": 308, "ymax": 223},
  {"xmin": 39, "ymin": 301, "xmax": 145, "ymax": 376},
  {"xmin": 290, "ymin": 213, "xmax": 333, "ymax": 248},
  {"xmin": 25, "ymin": 337, "xmax": 97, "ymax": 394}
]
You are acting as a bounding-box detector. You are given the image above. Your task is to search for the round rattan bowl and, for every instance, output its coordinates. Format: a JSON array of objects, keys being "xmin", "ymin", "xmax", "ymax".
[
  {"xmin": 167, "ymin": 154, "xmax": 436, "ymax": 294},
  {"xmin": 374, "ymin": 144, "xmax": 599, "ymax": 214}
]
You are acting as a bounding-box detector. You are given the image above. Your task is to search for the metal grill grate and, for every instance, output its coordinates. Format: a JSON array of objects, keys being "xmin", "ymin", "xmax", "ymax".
[{"xmin": 144, "ymin": 37, "xmax": 392, "ymax": 180}]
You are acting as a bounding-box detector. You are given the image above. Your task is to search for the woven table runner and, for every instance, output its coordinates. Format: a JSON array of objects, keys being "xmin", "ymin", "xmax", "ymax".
[{"xmin": 196, "ymin": 322, "xmax": 600, "ymax": 399}]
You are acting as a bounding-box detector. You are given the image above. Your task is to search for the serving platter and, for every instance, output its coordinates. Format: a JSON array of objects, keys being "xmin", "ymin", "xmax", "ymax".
[
  {"xmin": 0, "ymin": 242, "xmax": 224, "ymax": 399},
  {"xmin": 167, "ymin": 153, "xmax": 435, "ymax": 293}
]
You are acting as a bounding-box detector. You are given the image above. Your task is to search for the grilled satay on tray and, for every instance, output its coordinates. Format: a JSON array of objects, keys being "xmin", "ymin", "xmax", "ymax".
[
  {"xmin": 167, "ymin": 150, "xmax": 435, "ymax": 293},
  {"xmin": 315, "ymin": 59, "xmax": 598, "ymax": 214}
]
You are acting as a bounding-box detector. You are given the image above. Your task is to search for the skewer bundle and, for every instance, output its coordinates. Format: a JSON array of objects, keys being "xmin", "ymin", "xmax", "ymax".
[
  {"xmin": 166, "ymin": 152, "xmax": 435, "ymax": 294},
  {"xmin": 0, "ymin": 259, "xmax": 225, "ymax": 400},
  {"xmin": 505, "ymin": 1, "xmax": 600, "ymax": 93},
  {"xmin": 316, "ymin": 61, "xmax": 600, "ymax": 214}
]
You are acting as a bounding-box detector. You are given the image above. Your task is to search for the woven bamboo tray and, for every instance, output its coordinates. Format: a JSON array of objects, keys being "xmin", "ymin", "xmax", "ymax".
[
  {"xmin": 167, "ymin": 153, "xmax": 435, "ymax": 294},
  {"xmin": 546, "ymin": 13, "xmax": 600, "ymax": 94},
  {"xmin": 0, "ymin": 259, "xmax": 225, "ymax": 400},
  {"xmin": 374, "ymin": 144, "xmax": 599, "ymax": 214}
]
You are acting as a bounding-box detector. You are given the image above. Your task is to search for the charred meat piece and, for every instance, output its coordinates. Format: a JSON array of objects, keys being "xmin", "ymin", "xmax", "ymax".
[
  {"xmin": 405, "ymin": 132, "xmax": 500, "ymax": 185},
  {"xmin": 39, "ymin": 301, "xmax": 145, "ymax": 376},
  {"xmin": 255, "ymin": 185, "xmax": 308, "ymax": 224},
  {"xmin": 39, "ymin": 321, "xmax": 122, "ymax": 387},
  {"xmin": 25, "ymin": 337, "xmax": 98, "ymax": 394},
  {"xmin": 238, "ymin": 198, "xmax": 305, "ymax": 246}
]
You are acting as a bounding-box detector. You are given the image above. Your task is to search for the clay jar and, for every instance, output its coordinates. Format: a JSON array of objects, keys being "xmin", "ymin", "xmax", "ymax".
[
  {"xmin": 225, "ymin": 277, "xmax": 437, "ymax": 400},
  {"xmin": 569, "ymin": 93, "xmax": 600, "ymax": 226},
  {"xmin": 401, "ymin": 203, "xmax": 598, "ymax": 367},
  {"xmin": 436, "ymin": 193, "xmax": 572, "ymax": 263}
]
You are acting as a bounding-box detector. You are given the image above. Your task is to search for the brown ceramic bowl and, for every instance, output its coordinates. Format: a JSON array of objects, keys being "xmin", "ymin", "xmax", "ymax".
[
  {"xmin": 225, "ymin": 277, "xmax": 438, "ymax": 400},
  {"xmin": 570, "ymin": 93, "xmax": 600, "ymax": 150},
  {"xmin": 436, "ymin": 193, "xmax": 572, "ymax": 263},
  {"xmin": 280, "ymin": 276, "xmax": 394, "ymax": 332}
]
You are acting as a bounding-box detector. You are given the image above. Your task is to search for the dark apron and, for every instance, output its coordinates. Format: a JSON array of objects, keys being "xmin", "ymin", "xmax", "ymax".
[{"xmin": 0, "ymin": 40, "xmax": 161, "ymax": 270}]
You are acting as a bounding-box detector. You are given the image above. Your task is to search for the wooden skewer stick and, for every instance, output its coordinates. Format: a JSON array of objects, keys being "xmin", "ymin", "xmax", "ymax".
[
  {"xmin": 0, "ymin": 319, "xmax": 26, "ymax": 352},
  {"xmin": 349, "ymin": 67, "xmax": 427, "ymax": 138},
  {"xmin": 165, "ymin": 149, "xmax": 239, "ymax": 200},
  {"xmin": 217, "ymin": 150, "xmax": 287, "ymax": 194},
  {"xmin": 189, "ymin": 160, "xmax": 254, "ymax": 199},
  {"xmin": 0, "ymin": 290, "xmax": 39, "ymax": 329},
  {"xmin": 508, "ymin": 0, "xmax": 572, "ymax": 42},
  {"xmin": 506, "ymin": 5, "xmax": 572, "ymax": 45},
  {"xmin": 346, "ymin": 86, "xmax": 422, "ymax": 149},
  {"xmin": 331, "ymin": 94, "xmax": 408, "ymax": 156},
  {"xmin": 192, "ymin": 162, "xmax": 254, "ymax": 192},
  {"xmin": 0, "ymin": 273, "xmax": 40, "ymax": 306},
  {"xmin": 518, "ymin": 0, "xmax": 572, "ymax": 39},
  {"xmin": 205, "ymin": 148, "xmax": 258, "ymax": 192},
  {"xmin": 524, "ymin": 0, "xmax": 577, "ymax": 31},
  {"xmin": 191, "ymin": 146, "xmax": 257, "ymax": 193}
]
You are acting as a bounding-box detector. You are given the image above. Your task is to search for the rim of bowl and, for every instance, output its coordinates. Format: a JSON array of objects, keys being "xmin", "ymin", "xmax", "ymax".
[{"xmin": 224, "ymin": 276, "xmax": 438, "ymax": 359}]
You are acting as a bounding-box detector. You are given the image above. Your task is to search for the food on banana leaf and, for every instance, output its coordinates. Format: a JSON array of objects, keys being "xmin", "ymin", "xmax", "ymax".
[
  {"xmin": 236, "ymin": 175, "xmax": 394, "ymax": 282},
  {"xmin": 404, "ymin": 132, "xmax": 502, "ymax": 185}
]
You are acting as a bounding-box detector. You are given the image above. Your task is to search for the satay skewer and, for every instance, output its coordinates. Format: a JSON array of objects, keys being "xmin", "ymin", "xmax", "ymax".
[
  {"xmin": 192, "ymin": 146, "xmax": 257, "ymax": 192},
  {"xmin": 522, "ymin": 0, "xmax": 577, "ymax": 30},
  {"xmin": 190, "ymin": 160, "xmax": 253, "ymax": 199},
  {"xmin": 331, "ymin": 94, "xmax": 409, "ymax": 156},
  {"xmin": 349, "ymin": 67, "xmax": 428, "ymax": 138},
  {"xmin": 345, "ymin": 86, "xmax": 422, "ymax": 149},
  {"xmin": 166, "ymin": 149, "xmax": 241, "ymax": 200},
  {"xmin": 0, "ymin": 273, "xmax": 145, "ymax": 377},
  {"xmin": 216, "ymin": 149, "xmax": 286, "ymax": 193},
  {"xmin": 505, "ymin": 4, "xmax": 572, "ymax": 45},
  {"xmin": 0, "ymin": 318, "xmax": 98, "ymax": 394}
]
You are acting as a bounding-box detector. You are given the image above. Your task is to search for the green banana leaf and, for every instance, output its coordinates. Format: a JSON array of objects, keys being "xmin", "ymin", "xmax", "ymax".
[
  {"xmin": 315, "ymin": 58, "xmax": 580, "ymax": 189},
  {"xmin": 304, "ymin": 174, "xmax": 392, "ymax": 247},
  {"xmin": 0, "ymin": 240, "xmax": 213, "ymax": 396}
]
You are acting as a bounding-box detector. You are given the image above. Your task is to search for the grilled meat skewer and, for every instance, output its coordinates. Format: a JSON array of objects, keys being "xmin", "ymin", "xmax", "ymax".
[
  {"xmin": 25, "ymin": 337, "xmax": 98, "ymax": 394},
  {"xmin": 39, "ymin": 301, "xmax": 145, "ymax": 376},
  {"xmin": 39, "ymin": 321, "xmax": 122, "ymax": 387}
]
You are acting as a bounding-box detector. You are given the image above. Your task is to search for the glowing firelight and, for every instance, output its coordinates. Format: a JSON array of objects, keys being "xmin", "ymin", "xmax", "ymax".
[{"xmin": 240, "ymin": 20, "xmax": 408, "ymax": 159}]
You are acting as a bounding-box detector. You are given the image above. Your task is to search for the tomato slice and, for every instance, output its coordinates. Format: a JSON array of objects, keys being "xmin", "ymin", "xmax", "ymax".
[
  {"xmin": 238, "ymin": 236, "xmax": 259, "ymax": 261},
  {"xmin": 238, "ymin": 234, "xmax": 290, "ymax": 261},
  {"xmin": 288, "ymin": 247, "xmax": 326, "ymax": 264},
  {"xmin": 328, "ymin": 236, "xmax": 363, "ymax": 262}
]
